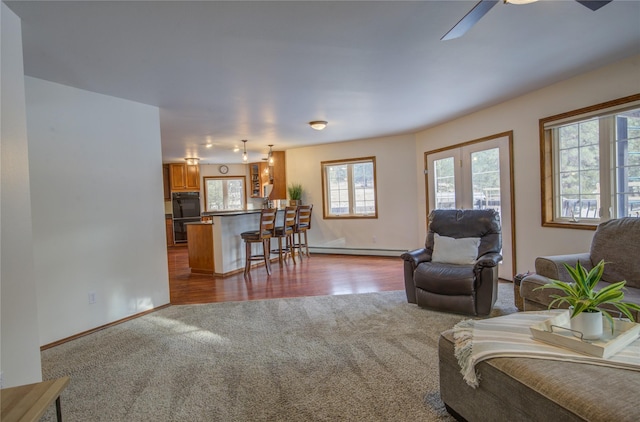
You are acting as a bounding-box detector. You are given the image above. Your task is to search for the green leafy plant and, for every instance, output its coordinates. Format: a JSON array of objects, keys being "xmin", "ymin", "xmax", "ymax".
[
  {"xmin": 288, "ymin": 183, "xmax": 303, "ymax": 201},
  {"xmin": 535, "ymin": 260, "xmax": 640, "ymax": 332}
]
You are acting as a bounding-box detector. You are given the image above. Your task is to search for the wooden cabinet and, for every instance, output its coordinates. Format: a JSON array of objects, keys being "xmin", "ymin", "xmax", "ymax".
[
  {"xmin": 169, "ymin": 163, "xmax": 200, "ymax": 192},
  {"xmin": 163, "ymin": 164, "xmax": 171, "ymax": 200},
  {"xmin": 269, "ymin": 151, "xmax": 286, "ymax": 200},
  {"xmin": 165, "ymin": 217, "xmax": 174, "ymax": 246},
  {"xmin": 187, "ymin": 222, "xmax": 215, "ymax": 274},
  {"xmin": 249, "ymin": 151, "xmax": 286, "ymax": 199},
  {"xmin": 249, "ymin": 162, "xmax": 271, "ymax": 197}
]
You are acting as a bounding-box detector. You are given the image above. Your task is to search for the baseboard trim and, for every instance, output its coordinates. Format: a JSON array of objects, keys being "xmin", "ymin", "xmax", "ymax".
[
  {"xmin": 309, "ymin": 247, "xmax": 406, "ymax": 257},
  {"xmin": 40, "ymin": 303, "xmax": 171, "ymax": 351}
]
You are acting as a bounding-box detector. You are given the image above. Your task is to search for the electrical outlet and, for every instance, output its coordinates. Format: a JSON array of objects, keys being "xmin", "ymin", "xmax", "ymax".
[
  {"xmin": 0, "ymin": 371, "xmax": 4, "ymax": 388},
  {"xmin": 88, "ymin": 291, "xmax": 96, "ymax": 304},
  {"xmin": 372, "ymin": 236, "xmax": 377, "ymax": 243}
]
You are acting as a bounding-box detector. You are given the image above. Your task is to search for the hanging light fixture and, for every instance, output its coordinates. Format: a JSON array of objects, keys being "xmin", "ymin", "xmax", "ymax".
[
  {"xmin": 185, "ymin": 157, "xmax": 200, "ymax": 165},
  {"xmin": 309, "ymin": 120, "xmax": 328, "ymax": 131},
  {"xmin": 268, "ymin": 145, "xmax": 274, "ymax": 164},
  {"xmin": 242, "ymin": 140, "xmax": 248, "ymax": 162}
]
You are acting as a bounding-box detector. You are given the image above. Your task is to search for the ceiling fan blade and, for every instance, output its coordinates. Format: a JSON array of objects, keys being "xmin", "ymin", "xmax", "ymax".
[
  {"xmin": 575, "ymin": 1, "xmax": 613, "ymax": 12},
  {"xmin": 441, "ymin": 0, "xmax": 499, "ymax": 41}
]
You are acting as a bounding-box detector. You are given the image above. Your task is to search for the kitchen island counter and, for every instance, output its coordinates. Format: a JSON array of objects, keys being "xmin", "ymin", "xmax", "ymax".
[{"xmin": 186, "ymin": 212, "xmax": 262, "ymax": 275}]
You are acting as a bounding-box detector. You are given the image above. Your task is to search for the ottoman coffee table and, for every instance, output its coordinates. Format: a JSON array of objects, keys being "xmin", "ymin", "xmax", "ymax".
[{"xmin": 438, "ymin": 330, "xmax": 640, "ymax": 422}]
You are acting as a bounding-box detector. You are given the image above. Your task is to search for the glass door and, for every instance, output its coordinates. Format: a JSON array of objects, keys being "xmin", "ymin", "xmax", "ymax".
[{"xmin": 426, "ymin": 134, "xmax": 514, "ymax": 280}]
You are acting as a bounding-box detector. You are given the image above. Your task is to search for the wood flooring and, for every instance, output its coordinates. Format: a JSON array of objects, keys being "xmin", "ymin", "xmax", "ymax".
[{"xmin": 168, "ymin": 245, "xmax": 405, "ymax": 305}]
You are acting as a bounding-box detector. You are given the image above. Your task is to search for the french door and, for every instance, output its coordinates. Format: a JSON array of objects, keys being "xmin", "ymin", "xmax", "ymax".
[{"xmin": 425, "ymin": 133, "xmax": 514, "ymax": 280}]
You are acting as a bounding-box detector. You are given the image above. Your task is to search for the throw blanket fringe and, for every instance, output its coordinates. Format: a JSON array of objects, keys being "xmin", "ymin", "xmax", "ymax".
[
  {"xmin": 452, "ymin": 311, "xmax": 640, "ymax": 388},
  {"xmin": 452, "ymin": 319, "xmax": 478, "ymax": 387}
]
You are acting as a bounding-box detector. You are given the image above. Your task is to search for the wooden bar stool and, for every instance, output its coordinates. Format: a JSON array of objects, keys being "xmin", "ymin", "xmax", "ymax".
[
  {"xmin": 293, "ymin": 204, "xmax": 312, "ymax": 259},
  {"xmin": 272, "ymin": 206, "xmax": 297, "ymax": 265},
  {"xmin": 240, "ymin": 208, "xmax": 276, "ymax": 276}
]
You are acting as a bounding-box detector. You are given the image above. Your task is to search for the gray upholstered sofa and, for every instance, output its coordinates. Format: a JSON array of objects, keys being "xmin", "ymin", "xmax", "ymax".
[{"xmin": 520, "ymin": 217, "xmax": 640, "ymax": 321}]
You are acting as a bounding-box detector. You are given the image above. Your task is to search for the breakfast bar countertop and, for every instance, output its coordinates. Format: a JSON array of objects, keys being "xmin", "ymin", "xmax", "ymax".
[{"xmin": 200, "ymin": 210, "xmax": 262, "ymax": 217}]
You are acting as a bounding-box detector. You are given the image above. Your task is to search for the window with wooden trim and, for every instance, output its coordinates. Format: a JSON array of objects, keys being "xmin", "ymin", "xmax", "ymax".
[
  {"xmin": 204, "ymin": 176, "xmax": 246, "ymax": 212},
  {"xmin": 321, "ymin": 157, "xmax": 378, "ymax": 219},
  {"xmin": 540, "ymin": 94, "xmax": 640, "ymax": 229}
]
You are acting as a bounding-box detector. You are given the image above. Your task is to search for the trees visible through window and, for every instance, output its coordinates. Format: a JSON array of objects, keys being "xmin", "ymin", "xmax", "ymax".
[
  {"xmin": 321, "ymin": 157, "xmax": 377, "ymax": 219},
  {"xmin": 204, "ymin": 176, "xmax": 246, "ymax": 212},
  {"xmin": 540, "ymin": 94, "xmax": 640, "ymax": 229}
]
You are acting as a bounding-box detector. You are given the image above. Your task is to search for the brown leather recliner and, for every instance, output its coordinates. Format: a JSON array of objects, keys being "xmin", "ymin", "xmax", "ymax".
[{"xmin": 401, "ymin": 209, "xmax": 502, "ymax": 316}]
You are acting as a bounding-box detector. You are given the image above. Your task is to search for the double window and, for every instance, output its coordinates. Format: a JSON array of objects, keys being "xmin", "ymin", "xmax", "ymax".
[
  {"xmin": 541, "ymin": 94, "xmax": 640, "ymax": 228},
  {"xmin": 321, "ymin": 157, "xmax": 377, "ymax": 219},
  {"xmin": 203, "ymin": 176, "xmax": 246, "ymax": 212}
]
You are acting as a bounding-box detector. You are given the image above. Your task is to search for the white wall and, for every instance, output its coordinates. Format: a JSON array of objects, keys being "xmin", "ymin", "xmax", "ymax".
[
  {"xmin": 0, "ymin": 3, "xmax": 43, "ymax": 387},
  {"xmin": 415, "ymin": 54, "xmax": 640, "ymax": 274},
  {"xmin": 286, "ymin": 134, "xmax": 419, "ymax": 255},
  {"xmin": 25, "ymin": 77, "xmax": 170, "ymax": 345}
]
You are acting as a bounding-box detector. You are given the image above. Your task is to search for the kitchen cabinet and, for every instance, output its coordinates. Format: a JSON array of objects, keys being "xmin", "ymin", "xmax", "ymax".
[
  {"xmin": 269, "ymin": 151, "xmax": 286, "ymax": 199},
  {"xmin": 249, "ymin": 162, "xmax": 269, "ymax": 198},
  {"xmin": 165, "ymin": 217, "xmax": 174, "ymax": 246},
  {"xmin": 170, "ymin": 163, "xmax": 200, "ymax": 192},
  {"xmin": 249, "ymin": 151, "xmax": 286, "ymax": 199},
  {"xmin": 163, "ymin": 164, "xmax": 171, "ymax": 200}
]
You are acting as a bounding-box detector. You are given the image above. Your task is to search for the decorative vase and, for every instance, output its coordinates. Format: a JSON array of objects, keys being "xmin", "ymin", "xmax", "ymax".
[
  {"xmin": 570, "ymin": 309, "xmax": 603, "ymax": 340},
  {"xmin": 290, "ymin": 199, "xmax": 301, "ymax": 206}
]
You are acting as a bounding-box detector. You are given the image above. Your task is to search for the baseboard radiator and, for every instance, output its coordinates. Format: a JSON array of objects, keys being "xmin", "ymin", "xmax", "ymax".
[{"xmin": 309, "ymin": 247, "xmax": 406, "ymax": 257}]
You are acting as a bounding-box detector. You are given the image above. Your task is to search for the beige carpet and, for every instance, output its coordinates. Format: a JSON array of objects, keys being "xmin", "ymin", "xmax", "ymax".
[{"xmin": 41, "ymin": 283, "xmax": 517, "ymax": 421}]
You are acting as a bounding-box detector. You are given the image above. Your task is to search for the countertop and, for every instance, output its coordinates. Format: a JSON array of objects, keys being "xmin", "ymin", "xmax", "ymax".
[{"xmin": 201, "ymin": 210, "xmax": 262, "ymax": 217}]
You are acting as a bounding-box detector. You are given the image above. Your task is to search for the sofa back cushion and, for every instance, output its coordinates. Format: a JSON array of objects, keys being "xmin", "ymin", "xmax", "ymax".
[{"xmin": 590, "ymin": 218, "xmax": 640, "ymax": 288}]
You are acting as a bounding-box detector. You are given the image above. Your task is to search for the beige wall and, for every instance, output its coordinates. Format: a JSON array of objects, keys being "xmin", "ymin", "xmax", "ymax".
[
  {"xmin": 0, "ymin": 3, "xmax": 43, "ymax": 387},
  {"xmin": 286, "ymin": 134, "xmax": 419, "ymax": 255},
  {"xmin": 415, "ymin": 54, "xmax": 640, "ymax": 274},
  {"xmin": 26, "ymin": 77, "xmax": 171, "ymax": 345}
]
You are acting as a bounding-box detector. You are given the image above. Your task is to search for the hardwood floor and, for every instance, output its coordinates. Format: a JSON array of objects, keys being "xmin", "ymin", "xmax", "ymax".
[{"xmin": 168, "ymin": 246, "xmax": 405, "ymax": 305}]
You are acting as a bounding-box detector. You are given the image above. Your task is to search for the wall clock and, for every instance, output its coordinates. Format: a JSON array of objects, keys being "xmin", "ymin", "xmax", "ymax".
[{"xmin": 219, "ymin": 165, "xmax": 229, "ymax": 174}]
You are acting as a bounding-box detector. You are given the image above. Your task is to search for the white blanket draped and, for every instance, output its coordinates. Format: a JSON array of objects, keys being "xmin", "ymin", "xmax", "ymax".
[{"xmin": 453, "ymin": 310, "xmax": 640, "ymax": 388}]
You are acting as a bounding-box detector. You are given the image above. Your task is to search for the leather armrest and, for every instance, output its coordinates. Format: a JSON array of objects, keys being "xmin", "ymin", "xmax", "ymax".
[
  {"xmin": 535, "ymin": 253, "xmax": 592, "ymax": 282},
  {"xmin": 475, "ymin": 252, "xmax": 502, "ymax": 269},
  {"xmin": 401, "ymin": 248, "xmax": 431, "ymax": 268}
]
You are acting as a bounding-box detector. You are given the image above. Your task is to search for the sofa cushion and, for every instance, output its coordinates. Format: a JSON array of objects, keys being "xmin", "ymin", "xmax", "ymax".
[
  {"xmin": 414, "ymin": 263, "xmax": 475, "ymax": 295},
  {"xmin": 431, "ymin": 234, "xmax": 480, "ymax": 265},
  {"xmin": 590, "ymin": 217, "xmax": 640, "ymax": 288}
]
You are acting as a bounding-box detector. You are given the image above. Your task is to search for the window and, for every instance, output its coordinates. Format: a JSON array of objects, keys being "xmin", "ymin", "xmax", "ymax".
[
  {"xmin": 321, "ymin": 156, "xmax": 377, "ymax": 219},
  {"xmin": 204, "ymin": 176, "xmax": 246, "ymax": 212},
  {"xmin": 540, "ymin": 94, "xmax": 640, "ymax": 229}
]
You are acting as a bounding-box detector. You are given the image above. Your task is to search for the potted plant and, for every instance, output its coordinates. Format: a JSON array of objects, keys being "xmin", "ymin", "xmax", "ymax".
[
  {"xmin": 535, "ymin": 260, "xmax": 640, "ymax": 339},
  {"xmin": 288, "ymin": 183, "xmax": 303, "ymax": 205}
]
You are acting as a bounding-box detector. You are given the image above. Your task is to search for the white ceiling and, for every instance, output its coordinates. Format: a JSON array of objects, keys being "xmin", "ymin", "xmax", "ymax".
[{"xmin": 6, "ymin": 0, "xmax": 640, "ymax": 164}]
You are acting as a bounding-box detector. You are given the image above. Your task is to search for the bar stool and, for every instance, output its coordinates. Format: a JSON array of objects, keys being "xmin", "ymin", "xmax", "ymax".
[
  {"xmin": 240, "ymin": 208, "xmax": 276, "ymax": 276},
  {"xmin": 271, "ymin": 206, "xmax": 297, "ymax": 265},
  {"xmin": 292, "ymin": 204, "xmax": 312, "ymax": 259}
]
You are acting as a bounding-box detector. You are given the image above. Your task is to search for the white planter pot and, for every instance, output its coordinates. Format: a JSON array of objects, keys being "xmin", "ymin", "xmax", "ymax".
[{"xmin": 570, "ymin": 310, "xmax": 603, "ymax": 340}]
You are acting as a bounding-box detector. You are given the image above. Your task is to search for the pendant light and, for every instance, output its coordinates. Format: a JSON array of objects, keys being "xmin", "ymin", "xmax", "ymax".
[
  {"xmin": 242, "ymin": 140, "xmax": 248, "ymax": 162},
  {"xmin": 268, "ymin": 145, "xmax": 274, "ymax": 164}
]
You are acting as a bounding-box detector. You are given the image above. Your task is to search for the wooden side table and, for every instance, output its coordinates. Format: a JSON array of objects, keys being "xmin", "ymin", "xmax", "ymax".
[{"xmin": 1, "ymin": 376, "xmax": 70, "ymax": 422}]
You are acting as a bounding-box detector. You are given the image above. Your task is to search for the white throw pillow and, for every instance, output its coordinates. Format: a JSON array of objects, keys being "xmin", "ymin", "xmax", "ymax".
[{"xmin": 431, "ymin": 233, "xmax": 480, "ymax": 265}]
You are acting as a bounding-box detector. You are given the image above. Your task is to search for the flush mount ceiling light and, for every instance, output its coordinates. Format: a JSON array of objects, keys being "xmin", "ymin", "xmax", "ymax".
[
  {"xmin": 185, "ymin": 157, "xmax": 200, "ymax": 165},
  {"xmin": 268, "ymin": 144, "xmax": 274, "ymax": 164},
  {"xmin": 505, "ymin": 0, "xmax": 538, "ymax": 4},
  {"xmin": 309, "ymin": 121, "xmax": 328, "ymax": 131},
  {"xmin": 242, "ymin": 140, "xmax": 248, "ymax": 162}
]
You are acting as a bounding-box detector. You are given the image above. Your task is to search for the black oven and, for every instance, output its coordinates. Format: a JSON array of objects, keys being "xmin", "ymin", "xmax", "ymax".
[
  {"xmin": 172, "ymin": 192, "xmax": 201, "ymax": 243},
  {"xmin": 173, "ymin": 218, "xmax": 201, "ymax": 243},
  {"xmin": 172, "ymin": 192, "xmax": 201, "ymax": 219}
]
